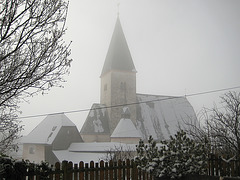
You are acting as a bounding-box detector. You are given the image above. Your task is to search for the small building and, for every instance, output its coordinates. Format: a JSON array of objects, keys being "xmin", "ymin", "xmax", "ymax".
[
  {"xmin": 22, "ymin": 113, "xmax": 82, "ymax": 164},
  {"xmin": 53, "ymin": 142, "xmax": 136, "ymax": 163},
  {"xmin": 110, "ymin": 107, "xmax": 141, "ymax": 144}
]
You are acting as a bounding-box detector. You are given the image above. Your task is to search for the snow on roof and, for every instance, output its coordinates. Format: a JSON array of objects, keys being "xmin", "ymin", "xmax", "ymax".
[
  {"xmin": 68, "ymin": 142, "xmax": 136, "ymax": 152},
  {"xmin": 111, "ymin": 118, "xmax": 141, "ymax": 138},
  {"xmin": 22, "ymin": 113, "xmax": 76, "ymax": 144},
  {"xmin": 136, "ymin": 94, "xmax": 197, "ymax": 140},
  {"xmin": 80, "ymin": 104, "xmax": 110, "ymax": 134},
  {"xmin": 53, "ymin": 150, "xmax": 106, "ymax": 163},
  {"xmin": 53, "ymin": 142, "xmax": 137, "ymax": 163}
]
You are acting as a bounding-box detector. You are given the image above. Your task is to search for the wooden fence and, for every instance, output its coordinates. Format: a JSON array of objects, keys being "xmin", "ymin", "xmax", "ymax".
[
  {"xmin": 3, "ymin": 155, "xmax": 240, "ymax": 180},
  {"xmin": 25, "ymin": 159, "xmax": 153, "ymax": 180},
  {"xmin": 208, "ymin": 154, "xmax": 240, "ymax": 177}
]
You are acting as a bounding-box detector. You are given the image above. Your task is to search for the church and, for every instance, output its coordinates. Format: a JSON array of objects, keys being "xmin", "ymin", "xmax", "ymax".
[
  {"xmin": 80, "ymin": 17, "xmax": 196, "ymax": 143},
  {"xmin": 21, "ymin": 16, "xmax": 197, "ymax": 164}
]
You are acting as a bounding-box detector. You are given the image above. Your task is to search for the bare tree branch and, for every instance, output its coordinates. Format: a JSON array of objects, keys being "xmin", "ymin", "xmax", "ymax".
[
  {"xmin": 185, "ymin": 91, "xmax": 240, "ymax": 156},
  {"xmin": 0, "ymin": 0, "xmax": 71, "ymax": 153}
]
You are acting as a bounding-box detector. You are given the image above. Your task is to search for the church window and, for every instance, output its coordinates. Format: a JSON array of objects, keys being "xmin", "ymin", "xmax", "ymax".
[{"xmin": 29, "ymin": 146, "xmax": 35, "ymax": 154}]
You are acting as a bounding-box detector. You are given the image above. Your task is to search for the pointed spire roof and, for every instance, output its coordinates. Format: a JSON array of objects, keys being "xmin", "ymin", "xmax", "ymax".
[{"xmin": 101, "ymin": 17, "xmax": 136, "ymax": 77}]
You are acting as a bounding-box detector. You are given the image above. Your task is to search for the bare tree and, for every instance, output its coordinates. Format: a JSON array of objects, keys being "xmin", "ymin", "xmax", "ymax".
[
  {"xmin": 0, "ymin": 0, "xmax": 71, "ymax": 153},
  {"xmin": 186, "ymin": 91, "xmax": 240, "ymax": 157},
  {"xmin": 101, "ymin": 144, "xmax": 136, "ymax": 162}
]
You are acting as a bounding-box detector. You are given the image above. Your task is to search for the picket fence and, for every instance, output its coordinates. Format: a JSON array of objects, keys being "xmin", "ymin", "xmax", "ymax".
[
  {"xmin": 208, "ymin": 154, "xmax": 240, "ymax": 177},
  {"xmin": 10, "ymin": 155, "xmax": 240, "ymax": 180},
  {"xmin": 26, "ymin": 159, "xmax": 153, "ymax": 180}
]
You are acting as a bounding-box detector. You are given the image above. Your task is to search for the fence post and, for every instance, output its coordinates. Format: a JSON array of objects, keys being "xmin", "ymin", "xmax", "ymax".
[
  {"xmin": 109, "ymin": 160, "xmax": 113, "ymax": 180},
  {"xmin": 126, "ymin": 159, "xmax": 130, "ymax": 180},
  {"xmin": 114, "ymin": 161, "xmax": 118, "ymax": 180},
  {"xmin": 74, "ymin": 164, "xmax": 78, "ymax": 180},
  {"xmin": 118, "ymin": 160, "xmax": 122, "ymax": 180},
  {"xmin": 49, "ymin": 164, "xmax": 54, "ymax": 180},
  {"xmin": 90, "ymin": 161, "xmax": 94, "ymax": 180},
  {"xmin": 55, "ymin": 162, "xmax": 61, "ymax": 180},
  {"xmin": 222, "ymin": 157, "xmax": 226, "ymax": 176},
  {"xmin": 122, "ymin": 160, "xmax": 126, "ymax": 180},
  {"xmin": 138, "ymin": 168, "xmax": 142, "ymax": 180},
  {"xmin": 100, "ymin": 160, "xmax": 104, "ymax": 180},
  {"xmin": 79, "ymin": 161, "xmax": 84, "ymax": 180},
  {"xmin": 62, "ymin": 161, "xmax": 68, "ymax": 180},
  {"xmin": 68, "ymin": 161, "xmax": 73, "ymax": 180},
  {"xmin": 28, "ymin": 163, "xmax": 35, "ymax": 180},
  {"xmin": 131, "ymin": 159, "xmax": 137, "ymax": 180},
  {"xmin": 85, "ymin": 162, "xmax": 89, "ymax": 180},
  {"xmin": 95, "ymin": 162, "xmax": 99, "ymax": 180},
  {"xmin": 105, "ymin": 161, "xmax": 109, "ymax": 180}
]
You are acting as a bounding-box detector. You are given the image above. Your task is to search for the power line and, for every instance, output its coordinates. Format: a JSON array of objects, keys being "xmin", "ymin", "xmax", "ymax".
[{"xmin": 18, "ymin": 85, "xmax": 240, "ymax": 119}]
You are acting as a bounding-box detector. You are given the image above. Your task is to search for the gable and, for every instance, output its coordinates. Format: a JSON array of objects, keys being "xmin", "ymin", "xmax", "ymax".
[
  {"xmin": 80, "ymin": 104, "xmax": 110, "ymax": 135},
  {"xmin": 22, "ymin": 113, "xmax": 76, "ymax": 144},
  {"xmin": 111, "ymin": 118, "xmax": 141, "ymax": 138}
]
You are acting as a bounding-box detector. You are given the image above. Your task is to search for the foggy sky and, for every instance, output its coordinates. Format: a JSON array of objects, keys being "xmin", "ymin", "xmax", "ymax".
[{"xmin": 20, "ymin": 0, "xmax": 240, "ymax": 135}]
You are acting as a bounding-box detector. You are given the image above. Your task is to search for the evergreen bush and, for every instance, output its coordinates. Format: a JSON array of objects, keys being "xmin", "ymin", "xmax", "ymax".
[{"xmin": 135, "ymin": 130, "xmax": 208, "ymax": 179}]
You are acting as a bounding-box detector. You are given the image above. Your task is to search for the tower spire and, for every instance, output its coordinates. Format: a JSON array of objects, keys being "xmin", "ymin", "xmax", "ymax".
[{"xmin": 100, "ymin": 17, "xmax": 136, "ymax": 77}]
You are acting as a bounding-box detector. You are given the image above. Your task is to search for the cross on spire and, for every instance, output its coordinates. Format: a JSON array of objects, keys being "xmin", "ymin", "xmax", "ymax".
[{"xmin": 117, "ymin": 2, "xmax": 120, "ymax": 16}]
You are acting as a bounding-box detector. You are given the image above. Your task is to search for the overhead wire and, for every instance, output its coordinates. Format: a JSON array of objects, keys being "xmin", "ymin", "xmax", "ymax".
[{"xmin": 18, "ymin": 85, "xmax": 240, "ymax": 119}]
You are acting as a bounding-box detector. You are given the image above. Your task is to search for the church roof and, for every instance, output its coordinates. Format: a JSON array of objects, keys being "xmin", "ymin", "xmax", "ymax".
[
  {"xmin": 22, "ymin": 113, "xmax": 76, "ymax": 144},
  {"xmin": 136, "ymin": 94, "xmax": 197, "ymax": 140},
  {"xmin": 80, "ymin": 104, "xmax": 110, "ymax": 134},
  {"xmin": 111, "ymin": 117, "xmax": 141, "ymax": 138},
  {"xmin": 81, "ymin": 94, "xmax": 197, "ymax": 141},
  {"xmin": 53, "ymin": 142, "xmax": 137, "ymax": 163},
  {"xmin": 101, "ymin": 17, "xmax": 136, "ymax": 77}
]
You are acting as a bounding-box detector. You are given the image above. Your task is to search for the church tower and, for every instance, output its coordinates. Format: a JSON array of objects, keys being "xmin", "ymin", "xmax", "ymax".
[
  {"xmin": 100, "ymin": 17, "xmax": 137, "ymax": 134},
  {"xmin": 80, "ymin": 15, "xmax": 197, "ymax": 143}
]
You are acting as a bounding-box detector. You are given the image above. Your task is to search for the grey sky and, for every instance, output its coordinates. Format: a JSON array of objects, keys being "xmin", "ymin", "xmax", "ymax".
[{"xmin": 20, "ymin": 0, "xmax": 240, "ymax": 135}]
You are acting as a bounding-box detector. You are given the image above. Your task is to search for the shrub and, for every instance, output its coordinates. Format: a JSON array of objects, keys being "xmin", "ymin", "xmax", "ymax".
[
  {"xmin": 135, "ymin": 130, "xmax": 208, "ymax": 179},
  {"xmin": 0, "ymin": 155, "xmax": 52, "ymax": 179}
]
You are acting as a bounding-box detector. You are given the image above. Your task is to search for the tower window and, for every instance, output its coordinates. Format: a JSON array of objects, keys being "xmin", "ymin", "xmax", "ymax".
[{"xmin": 104, "ymin": 84, "xmax": 107, "ymax": 91}]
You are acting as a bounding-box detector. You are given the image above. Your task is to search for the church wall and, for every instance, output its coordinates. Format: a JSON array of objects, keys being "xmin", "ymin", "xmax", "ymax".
[
  {"xmin": 52, "ymin": 126, "xmax": 82, "ymax": 150},
  {"xmin": 110, "ymin": 71, "xmax": 137, "ymax": 132},
  {"xmin": 45, "ymin": 145, "xmax": 60, "ymax": 165},
  {"xmin": 111, "ymin": 137, "xmax": 140, "ymax": 144},
  {"xmin": 100, "ymin": 72, "xmax": 112, "ymax": 106},
  {"xmin": 100, "ymin": 70, "xmax": 136, "ymax": 134},
  {"xmin": 22, "ymin": 144, "xmax": 45, "ymax": 163},
  {"xmin": 81, "ymin": 134, "xmax": 110, "ymax": 142}
]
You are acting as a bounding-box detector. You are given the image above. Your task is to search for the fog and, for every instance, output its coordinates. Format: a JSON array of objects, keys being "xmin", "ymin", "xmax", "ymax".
[{"xmin": 19, "ymin": 0, "xmax": 240, "ymax": 135}]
